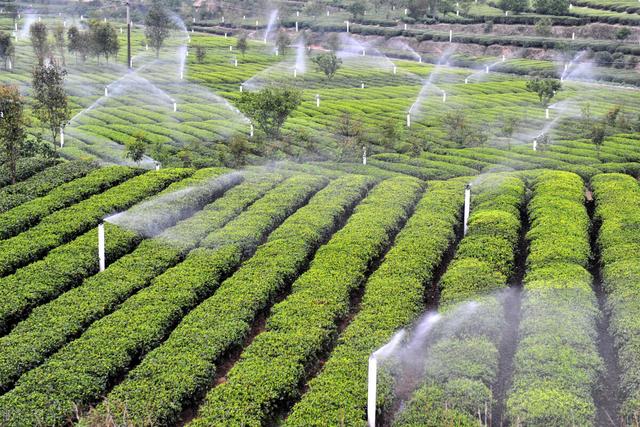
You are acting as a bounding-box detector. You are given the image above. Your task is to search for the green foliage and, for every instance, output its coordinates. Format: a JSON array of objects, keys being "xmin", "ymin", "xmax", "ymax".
[
  {"xmin": 31, "ymin": 59, "xmax": 71, "ymax": 148},
  {"xmin": 237, "ymin": 86, "xmax": 302, "ymax": 140},
  {"xmin": 236, "ymin": 32, "xmax": 248, "ymax": 56},
  {"xmin": 311, "ymin": 51, "xmax": 342, "ymax": 80},
  {"xmin": 0, "ymin": 31, "xmax": 15, "ymax": 69},
  {"xmin": 498, "ymin": 0, "xmax": 528, "ymax": 13},
  {"xmin": 525, "ymin": 77, "xmax": 561, "ymax": 107},
  {"xmin": 145, "ymin": 0, "xmax": 173, "ymax": 57},
  {"xmin": 29, "ymin": 21, "xmax": 48, "ymax": 64},
  {"xmin": 0, "ymin": 85, "xmax": 28, "ymax": 185},
  {"xmin": 534, "ymin": 0, "xmax": 569, "ymax": 15},
  {"xmin": 124, "ymin": 132, "xmax": 147, "ymax": 165}
]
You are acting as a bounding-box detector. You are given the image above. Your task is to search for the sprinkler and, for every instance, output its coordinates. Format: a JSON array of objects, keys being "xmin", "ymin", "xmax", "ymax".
[
  {"xmin": 297, "ymin": 11, "xmax": 300, "ymax": 17},
  {"xmin": 7, "ymin": 58, "xmax": 11, "ymax": 70},
  {"xmin": 465, "ymin": 77, "xmax": 469, "ymax": 84},
  {"xmin": 361, "ymin": 82, "xmax": 365, "ymax": 89},
  {"xmin": 275, "ymin": 48, "xmax": 279, "ymax": 56},
  {"xmin": 98, "ymin": 223, "xmax": 106, "ymax": 272},
  {"xmin": 230, "ymin": 45, "xmax": 233, "ymax": 51},
  {"xmin": 14, "ymin": 22, "xmax": 17, "ymax": 31},
  {"xmin": 463, "ymin": 183, "xmax": 471, "ymax": 236},
  {"xmin": 533, "ymin": 138, "xmax": 538, "ymax": 151},
  {"xmin": 485, "ymin": 65, "xmax": 489, "ymax": 73},
  {"xmin": 346, "ymin": 20, "xmax": 350, "ymax": 33},
  {"xmin": 545, "ymin": 108, "xmax": 550, "ymax": 119},
  {"xmin": 180, "ymin": 71, "xmax": 184, "ymax": 80},
  {"xmin": 240, "ymin": 84, "xmax": 244, "ymax": 92},
  {"xmin": 502, "ymin": 54, "xmax": 506, "ymax": 62},
  {"xmin": 449, "ymin": 29, "xmax": 453, "ymax": 42},
  {"xmin": 155, "ymin": 162, "xmax": 161, "ymax": 171},
  {"xmin": 250, "ymin": 124, "xmax": 254, "ymax": 137},
  {"xmin": 130, "ymin": 58, "xmax": 133, "ymax": 68},
  {"xmin": 362, "ymin": 49, "xmax": 366, "ymax": 56},
  {"xmin": 294, "ymin": 67, "xmax": 297, "ymax": 78},
  {"xmin": 59, "ymin": 127, "xmax": 64, "ymax": 148},
  {"xmin": 145, "ymin": 44, "xmax": 148, "ymax": 51},
  {"xmin": 224, "ymin": 33, "xmax": 227, "ymax": 39},
  {"xmin": 367, "ymin": 355, "xmax": 378, "ymax": 427},
  {"xmin": 193, "ymin": 17, "xmax": 195, "ymax": 23},
  {"xmin": 234, "ymin": 59, "xmax": 238, "ymax": 67},
  {"xmin": 393, "ymin": 65, "xmax": 397, "ymax": 75},
  {"xmin": 419, "ymin": 57, "xmax": 422, "ymax": 63},
  {"xmin": 105, "ymin": 87, "xmax": 109, "ymax": 97},
  {"xmin": 362, "ymin": 146, "xmax": 367, "ymax": 165},
  {"xmin": 316, "ymin": 94, "xmax": 320, "ymax": 107},
  {"xmin": 173, "ymin": 102, "xmax": 177, "ymax": 112},
  {"xmin": 572, "ymin": 32, "xmax": 575, "ymax": 40},
  {"xmin": 442, "ymin": 91, "xmax": 447, "ymax": 103},
  {"xmin": 222, "ymin": 16, "xmax": 225, "ymax": 23},
  {"xmin": 296, "ymin": 21, "xmax": 299, "ymax": 32},
  {"xmin": 404, "ymin": 23, "xmax": 407, "ymax": 30},
  {"xmin": 406, "ymin": 113, "xmax": 411, "ymax": 128}
]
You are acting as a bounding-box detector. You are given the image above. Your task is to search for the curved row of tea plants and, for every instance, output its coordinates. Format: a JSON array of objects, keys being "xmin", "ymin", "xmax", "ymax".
[
  {"xmin": 285, "ymin": 179, "xmax": 466, "ymax": 426},
  {"xmin": 93, "ymin": 174, "xmax": 376, "ymax": 425},
  {"xmin": 592, "ymin": 173, "xmax": 640, "ymax": 422},
  {"xmin": 0, "ymin": 174, "xmax": 327, "ymax": 426},
  {"xmin": 394, "ymin": 174, "xmax": 526, "ymax": 425},
  {"xmin": 191, "ymin": 176, "xmax": 424, "ymax": 426},
  {"xmin": 507, "ymin": 171, "xmax": 601, "ymax": 426}
]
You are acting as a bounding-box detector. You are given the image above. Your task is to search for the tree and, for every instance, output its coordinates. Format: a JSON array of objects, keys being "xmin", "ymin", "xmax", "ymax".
[
  {"xmin": 124, "ymin": 132, "xmax": 147, "ymax": 165},
  {"xmin": 228, "ymin": 134, "xmax": 249, "ymax": 166},
  {"xmin": 0, "ymin": 32, "xmax": 15, "ymax": 70},
  {"xmin": 616, "ymin": 27, "xmax": 631, "ymax": 41},
  {"xmin": 29, "ymin": 21, "xmax": 48, "ymax": 65},
  {"xmin": 0, "ymin": 85, "xmax": 27, "ymax": 184},
  {"xmin": 498, "ymin": 0, "xmax": 527, "ymax": 13},
  {"xmin": 67, "ymin": 26, "xmax": 82, "ymax": 63},
  {"xmin": 32, "ymin": 59, "xmax": 71, "ymax": 148},
  {"xmin": 590, "ymin": 122, "xmax": 606, "ymax": 156},
  {"xmin": 311, "ymin": 52, "xmax": 342, "ymax": 80},
  {"xmin": 442, "ymin": 110, "xmax": 472, "ymax": 146},
  {"xmin": 196, "ymin": 46, "xmax": 206, "ymax": 63},
  {"xmin": 534, "ymin": 17, "xmax": 552, "ymax": 36},
  {"xmin": 275, "ymin": 31, "xmax": 290, "ymax": 57},
  {"xmin": 145, "ymin": 0, "xmax": 173, "ymax": 58},
  {"xmin": 325, "ymin": 33, "xmax": 341, "ymax": 52},
  {"xmin": 534, "ymin": 0, "xmax": 569, "ymax": 15},
  {"xmin": 236, "ymin": 86, "xmax": 302, "ymax": 139},
  {"xmin": 52, "ymin": 23, "xmax": 66, "ymax": 65},
  {"xmin": 236, "ymin": 33, "xmax": 248, "ymax": 57},
  {"xmin": 525, "ymin": 77, "xmax": 561, "ymax": 106},
  {"xmin": 89, "ymin": 20, "xmax": 119, "ymax": 63},
  {"xmin": 334, "ymin": 112, "xmax": 363, "ymax": 160},
  {"xmin": 347, "ymin": 1, "xmax": 367, "ymax": 20}
]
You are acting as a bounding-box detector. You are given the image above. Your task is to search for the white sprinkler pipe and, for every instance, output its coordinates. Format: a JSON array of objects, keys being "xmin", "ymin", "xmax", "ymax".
[
  {"xmin": 98, "ymin": 223, "xmax": 106, "ymax": 272},
  {"xmin": 463, "ymin": 184, "xmax": 471, "ymax": 236},
  {"xmin": 362, "ymin": 146, "xmax": 367, "ymax": 165},
  {"xmin": 59, "ymin": 127, "xmax": 64, "ymax": 147},
  {"xmin": 367, "ymin": 355, "xmax": 378, "ymax": 427}
]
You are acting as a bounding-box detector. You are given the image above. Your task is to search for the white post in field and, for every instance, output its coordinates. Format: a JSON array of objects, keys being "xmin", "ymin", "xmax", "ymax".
[
  {"xmin": 463, "ymin": 184, "xmax": 471, "ymax": 236},
  {"xmin": 98, "ymin": 223, "xmax": 106, "ymax": 272},
  {"xmin": 367, "ymin": 355, "xmax": 378, "ymax": 427}
]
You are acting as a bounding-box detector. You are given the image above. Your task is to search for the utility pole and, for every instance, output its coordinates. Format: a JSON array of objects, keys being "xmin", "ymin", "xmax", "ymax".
[{"xmin": 126, "ymin": 0, "xmax": 131, "ymax": 69}]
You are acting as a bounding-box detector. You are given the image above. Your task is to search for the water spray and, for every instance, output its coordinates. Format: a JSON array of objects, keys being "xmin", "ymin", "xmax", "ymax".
[
  {"xmin": 98, "ymin": 223, "xmax": 106, "ymax": 272},
  {"xmin": 463, "ymin": 183, "xmax": 471, "ymax": 236}
]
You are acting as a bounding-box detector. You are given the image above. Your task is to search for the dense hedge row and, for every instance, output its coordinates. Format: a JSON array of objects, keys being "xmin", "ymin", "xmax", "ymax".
[
  {"xmin": 0, "ymin": 172, "xmax": 283, "ymax": 395},
  {"xmin": 0, "ymin": 169, "xmax": 190, "ymax": 278},
  {"xmin": 0, "ymin": 158, "xmax": 60, "ymax": 189},
  {"xmin": 592, "ymin": 173, "xmax": 640, "ymax": 422},
  {"xmin": 0, "ymin": 174, "xmax": 327, "ymax": 426},
  {"xmin": 507, "ymin": 171, "xmax": 602, "ymax": 426},
  {"xmin": 395, "ymin": 174, "xmax": 525, "ymax": 426},
  {"xmin": 373, "ymin": 153, "xmax": 477, "ymax": 179},
  {"xmin": 286, "ymin": 180, "xmax": 465, "ymax": 426},
  {"xmin": 0, "ymin": 160, "xmax": 98, "ymax": 213},
  {"xmin": 96, "ymin": 175, "xmax": 376, "ymax": 426},
  {"xmin": 191, "ymin": 176, "xmax": 423, "ymax": 426},
  {"xmin": 0, "ymin": 166, "xmax": 140, "ymax": 240}
]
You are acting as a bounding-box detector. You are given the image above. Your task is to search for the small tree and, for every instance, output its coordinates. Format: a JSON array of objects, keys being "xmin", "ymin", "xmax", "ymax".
[
  {"xmin": 442, "ymin": 110, "xmax": 472, "ymax": 146},
  {"xmin": 347, "ymin": 2, "xmax": 367, "ymax": 20},
  {"xmin": 525, "ymin": 77, "xmax": 561, "ymax": 107},
  {"xmin": 498, "ymin": 0, "xmax": 528, "ymax": 13},
  {"xmin": 53, "ymin": 23, "xmax": 66, "ymax": 65},
  {"xmin": 334, "ymin": 112, "xmax": 363, "ymax": 160},
  {"xmin": 534, "ymin": 17, "xmax": 552, "ymax": 36},
  {"xmin": 534, "ymin": 0, "xmax": 569, "ymax": 15},
  {"xmin": 325, "ymin": 33, "xmax": 341, "ymax": 52},
  {"xmin": 590, "ymin": 121, "xmax": 606, "ymax": 156},
  {"xmin": 0, "ymin": 32, "xmax": 15, "ymax": 69},
  {"xmin": 29, "ymin": 21, "xmax": 49, "ymax": 64},
  {"xmin": 145, "ymin": 0, "xmax": 173, "ymax": 58},
  {"xmin": 124, "ymin": 132, "xmax": 147, "ymax": 165},
  {"xmin": 275, "ymin": 31, "xmax": 290, "ymax": 57},
  {"xmin": 89, "ymin": 21, "xmax": 119, "ymax": 63},
  {"xmin": 0, "ymin": 85, "xmax": 28, "ymax": 184},
  {"xmin": 67, "ymin": 26, "xmax": 81, "ymax": 63},
  {"xmin": 32, "ymin": 59, "xmax": 71, "ymax": 148},
  {"xmin": 236, "ymin": 86, "xmax": 303, "ymax": 140},
  {"xmin": 311, "ymin": 52, "xmax": 342, "ymax": 80},
  {"xmin": 236, "ymin": 33, "xmax": 248, "ymax": 57},
  {"xmin": 196, "ymin": 46, "xmax": 206, "ymax": 63},
  {"xmin": 228, "ymin": 134, "xmax": 249, "ymax": 167}
]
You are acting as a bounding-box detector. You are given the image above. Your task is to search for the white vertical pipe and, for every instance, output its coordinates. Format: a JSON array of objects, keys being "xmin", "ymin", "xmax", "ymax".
[
  {"xmin": 407, "ymin": 113, "xmax": 411, "ymax": 128},
  {"xmin": 442, "ymin": 91, "xmax": 447, "ymax": 103},
  {"xmin": 346, "ymin": 20, "xmax": 349, "ymax": 33},
  {"xmin": 449, "ymin": 29, "xmax": 453, "ymax": 42},
  {"xmin": 105, "ymin": 87, "xmax": 109, "ymax": 96},
  {"xmin": 250, "ymin": 124, "xmax": 254, "ymax": 137},
  {"xmin": 393, "ymin": 65, "xmax": 397, "ymax": 74},
  {"xmin": 463, "ymin": 184, "xmax": 471, "ymax": 236},
  {"xmin": 295, "ymin": 21, "xmax": 299, "ymax": 32},
  {"xmin": 173, "ymin": 102, "xmax": 177, "ymax": 112},
  {"xmin": 98, "ymin": 223, "xmax": 106, "ymax": 272},
  {"xmin": 316, "ymin": 94, "xmax": 320, "ymax": 107},
  {"xmin": 59, "ymin": 127, "xmax": 64, "ymax": 147},
  {"xmin": 240, "ymin": 84, "xmax": 243, "ymax": 92},
  {"xmin": 545, "ymin": 108, "xmax": 550, "ymax": 119},
  {"xmin": 533, "ymin": 139, "xmax": 538, "ymax": 151},
  {"xmin": 367, "ymin": 355, "xmax": 378, "ymax": 427},
  {"xmin": 362, "ymin": 146, "xmax": 367, "ymax": 165}
]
